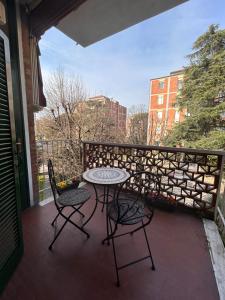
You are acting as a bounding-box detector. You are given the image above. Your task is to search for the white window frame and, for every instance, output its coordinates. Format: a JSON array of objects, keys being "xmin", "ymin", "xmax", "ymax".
[
  {"xmin": 159, "ymin": 80, "xmax": 165, "ymax": 89},
  {"xmin": 175, "ymin": 110, "xmax": 180, "ymax": 122},
  {"xmin": 178, "ymin": 79, "xmax": 183, "ymax": 90},
  {"xmin": 157, "ymin": 111, "xmax": 163, "ymax": 120},
  {"xmin": 157, "ymin": 94, "xmax": 164, "ymax": 105}
]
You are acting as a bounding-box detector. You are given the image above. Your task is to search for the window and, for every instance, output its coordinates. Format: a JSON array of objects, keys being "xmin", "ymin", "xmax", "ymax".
[
  {"xmin": 178, "ymin": 79, "xmax": 183, "ymax": 90},
  {"xmin": 157, "ymin": 111, "xmax": 163, "ymax": 120},
  {"xmin": 175, "ymin": 111, "xmax": 180, "ymax": 122},
  {"xmin": 159, "ymin": 80, "xmax": 165, "ymax": 89},
  {"xmin": 157, "ymin": 95, "xmax": 164, "ymax": 105}
]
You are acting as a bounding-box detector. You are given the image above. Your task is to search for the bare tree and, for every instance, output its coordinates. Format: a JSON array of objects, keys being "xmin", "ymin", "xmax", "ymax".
[
  {"xmin": 126, "ymin": 104, "xmax": 168, "ymax": 146},
  {"xmin": 44, "ymin": 68, "xmax": 87, "ymax": 140},
  {"xmin": 35, "ymin": 68, "xmax": 126, "ymax": 179},
  {"xmin": 42, "ymin": 68, "xmax": 125, "ymax": 143},
  {"xmin": 127, "ymin": 105, "xmax": 148, "ymax": 145},
  {"xmin": 147, "ymin": 111, "xmax": 168, "ymax": 145}
]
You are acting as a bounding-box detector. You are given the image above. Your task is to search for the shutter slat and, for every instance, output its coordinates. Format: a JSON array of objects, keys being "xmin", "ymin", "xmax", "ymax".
[
  {"xmin": 0, "ymin": 164, "xmax": 14, "ymax": 174},
  {"xmin": 0, "ymin": 155, "xmax": 14, "ymax": 165},
  {"xmin": 0, "ymin": 177, "xmax": 15, "ymax": 192},
  {"xmin": 0, "ymin": 201, "xmax": 17, "ymax": 224},
  {"xmin": 0, "ymin": 189, "xmax": 15, "ymax": 205},
  {"xmin": 0, "ymin": 151, "xmax": 13, "ymax": 158},
  {"xmin": 0, "ymin": 184, "xmax": 15, "ymax": 200},
  {"xmin": 0, "ymin": 102, "xmax": 9, "ymax": 109},
  {"xmin": 0, "ymin": 158, "xmax": 14, "ymax": 169},
  {"xmin": 0, "ymin": 170, "xmax": 14, "ymax": 183}
]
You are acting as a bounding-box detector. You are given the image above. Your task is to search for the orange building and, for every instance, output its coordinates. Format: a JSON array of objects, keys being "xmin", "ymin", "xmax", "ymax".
[{"xmin": 147, "ymin": 70, "xmax": 185, "ymax": 145}]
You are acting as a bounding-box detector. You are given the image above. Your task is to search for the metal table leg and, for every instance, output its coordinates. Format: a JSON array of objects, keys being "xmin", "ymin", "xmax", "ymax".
[{"xmin": 81, "ymin": 184, "xmax": 98, "ymax": 228}]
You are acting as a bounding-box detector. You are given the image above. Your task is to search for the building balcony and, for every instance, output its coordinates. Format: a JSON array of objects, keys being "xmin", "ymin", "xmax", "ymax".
[
  {"xmin": 2, "ymin": 140, "xmax": 224, "ymax": 299},
  {"xmin": 1, "ymin": 184, "xmax": 221, "ymax": 300}
]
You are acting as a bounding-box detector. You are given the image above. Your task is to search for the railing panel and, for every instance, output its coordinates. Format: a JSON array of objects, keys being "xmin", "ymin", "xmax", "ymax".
[{"xmin": 83, "ymin": 141, "xmax": 225, "ymax": 216}]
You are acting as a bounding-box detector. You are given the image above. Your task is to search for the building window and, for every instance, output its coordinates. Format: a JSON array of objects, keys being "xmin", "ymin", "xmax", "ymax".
[
  {"xmin": 159, "ymin": 80, "xmax": 165, "ymax": 89},
  {"xmin": 178, "ymin": 79, "xmax": 183, "ymax": 90},
  {"xmin": 175, "ymin": 111, "xmax": 180, "ymax": 122},
  {"xmin": 157, "ymin": 95, "xmax": 164, "ymax": 105},
  {"xmin": 157, "ymin": 111, "xmax": 163, "ymax": 120}
]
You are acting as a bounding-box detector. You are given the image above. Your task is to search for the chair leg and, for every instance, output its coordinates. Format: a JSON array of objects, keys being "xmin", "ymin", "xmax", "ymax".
[
  {"xmin": 72, "ymin": 205, "xmax": 85, "ymax": 218},
  {"xmin": 51, "ymin": 207, "xmax": 64, "ymax": 226},
  {"xmin": 82, "ymin": 195, "xmax": 98, "ymax": 228},
  {"xmin": 51, "ymin": 212, "xmax": 60, "ymax": 226},
  {"xmin": 142, "ymin": 220, "xmax": 155, "ymax": 270},
  {"xmin": 109, "ymin": 219, "xmax": 120, "ymax": 287},
  {"xmin": 66, "ymin": 217, "xmax": 90, "ymax": 239},
  {"xmin": 76, "ymin": 209, "xmax": 85, "ymax": 218},
  {"xmin": 101, "ymin": 202, "xmax": 105, "ymax": 212},
  {"xmin": 49, "ymin": 217, "xmax": 69, "ymax": 250},
  {"xmin": 101, "ymin": 186, "xmax": 106, "ymax": 212},
  {"xmin": 52, "ymin": 205, "xmax": 84, "ymax": 227},
  {"xmin": 49, "ymin": 209, "xmax": 89, "ymax": 250}
]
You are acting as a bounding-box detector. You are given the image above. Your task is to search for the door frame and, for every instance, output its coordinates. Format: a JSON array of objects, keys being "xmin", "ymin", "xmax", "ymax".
[{"xmin": 7, "ymin": 0, "xmax": 31, "ymax": 209}]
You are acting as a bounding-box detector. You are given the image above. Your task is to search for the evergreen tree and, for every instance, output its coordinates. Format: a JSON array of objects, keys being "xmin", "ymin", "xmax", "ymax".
[{"xmin": 165, "ymin": 24, "xmax": 225, "ymax": 150}]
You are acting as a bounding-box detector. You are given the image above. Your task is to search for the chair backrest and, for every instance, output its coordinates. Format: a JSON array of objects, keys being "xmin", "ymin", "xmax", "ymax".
[
  {"xmin": 47, "ymin": 159, "xmax": 58, "ymax": 202},
  {"xmin": 114, "ymin": 172, "xmax": 161, "ymax": 214},
  {"xmin": 111, "ymin": 172, "xmax": 160, "ymax": 225}
]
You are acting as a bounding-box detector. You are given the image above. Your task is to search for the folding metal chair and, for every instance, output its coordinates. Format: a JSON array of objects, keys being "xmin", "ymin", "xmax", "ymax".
[
  {"xmin": 104, "ymin": 171, "xmax": 160, "ymax": 286},
  {"xmin": 48, "ymin": 159, "xmax": 91, "ymax": 250}
]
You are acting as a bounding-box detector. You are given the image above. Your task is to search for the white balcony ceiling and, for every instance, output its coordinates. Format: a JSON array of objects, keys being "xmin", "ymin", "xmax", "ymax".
[{"xmin": 56, "ymin": 0, "xmax": 187, "ymax": 47}]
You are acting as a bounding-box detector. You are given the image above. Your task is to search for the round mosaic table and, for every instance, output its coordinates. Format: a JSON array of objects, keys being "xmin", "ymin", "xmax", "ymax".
[
  {"xmin": 83, "ymin": 167, "xmax": 130, "ymax": 186},
  {"xmin": 83, "ymin": 167, "xmax": 130, "ymax": 243}
]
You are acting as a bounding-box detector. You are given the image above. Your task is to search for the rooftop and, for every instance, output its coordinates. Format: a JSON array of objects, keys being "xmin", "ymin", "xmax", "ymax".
[{"xmin": 150, "ymin": 69, "xmax": 184, "ymax": 81}]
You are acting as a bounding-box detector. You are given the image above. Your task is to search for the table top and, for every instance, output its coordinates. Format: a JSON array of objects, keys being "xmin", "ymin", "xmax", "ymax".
[{"xmin": 83, "ymin": 167, "xmax": 130, "ymax": 185}]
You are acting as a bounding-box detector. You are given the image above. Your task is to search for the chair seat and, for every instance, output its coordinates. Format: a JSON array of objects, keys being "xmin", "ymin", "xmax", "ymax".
[
  {"xmin": 57, "ymin": 188, "xmax": 91, "ymax": 206},
  {"xmin": 108, "ymin": 199, "xmax": 145, "ymax": 225}
]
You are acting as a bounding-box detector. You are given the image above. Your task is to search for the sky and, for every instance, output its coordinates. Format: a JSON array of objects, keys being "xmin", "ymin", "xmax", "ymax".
[{"xmin": 39, "ymin": 0, "xmax": 225, "ymax": 109}]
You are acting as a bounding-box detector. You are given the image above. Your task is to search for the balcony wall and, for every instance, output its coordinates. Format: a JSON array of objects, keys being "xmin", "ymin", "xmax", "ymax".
[{"xmin": 83, "ymin": 141, "xmax": 225, "ymax": 218}]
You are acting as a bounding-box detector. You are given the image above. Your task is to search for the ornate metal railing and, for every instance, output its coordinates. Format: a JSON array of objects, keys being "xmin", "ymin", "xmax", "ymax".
[{"xmin": 83, "ymin": 141, "xmax": 225, "ymax": 217}]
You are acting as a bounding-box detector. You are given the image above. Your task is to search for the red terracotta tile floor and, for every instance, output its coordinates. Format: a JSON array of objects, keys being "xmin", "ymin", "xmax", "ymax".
[{"xmin": 2, "ymin": 186, "xmax": 219, "ymax": 300}]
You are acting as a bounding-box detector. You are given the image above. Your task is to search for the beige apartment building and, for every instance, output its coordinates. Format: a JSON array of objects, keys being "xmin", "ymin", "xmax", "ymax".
[{"xmin": 87, "ymin": 95, "xmax": 127, "ymax": 132}]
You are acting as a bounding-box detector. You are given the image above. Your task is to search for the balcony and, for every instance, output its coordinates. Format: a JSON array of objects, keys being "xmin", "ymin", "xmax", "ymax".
[
  {"xmin": 1, "ymin": 185, "xmax": 220, "ymax": 300},
  {"xmin": 3, "ymin": 140, "xmax": 224, "ymax": 299}
]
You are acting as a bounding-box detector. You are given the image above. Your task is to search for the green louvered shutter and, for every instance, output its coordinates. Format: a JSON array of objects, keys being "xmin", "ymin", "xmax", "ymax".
[{"xmin": 0, "ymin": 31, "xmax": 23, "ymax": 294}]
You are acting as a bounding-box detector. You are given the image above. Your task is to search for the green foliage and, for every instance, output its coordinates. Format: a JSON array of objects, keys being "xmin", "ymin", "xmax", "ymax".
[
  {"xmin": 165, "ymin": 24, "xmax": 225, "ymax": 150},
  {"xmin": 192, "ymin": 131, "xmax": 225, "ymax": 149}
]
